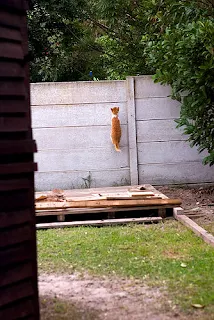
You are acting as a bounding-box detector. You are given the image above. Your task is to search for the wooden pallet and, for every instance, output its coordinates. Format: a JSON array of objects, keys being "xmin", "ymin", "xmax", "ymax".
[
  {"xmin": 35, "ymin": 184, "xmax": 180, "ymax": 224},
  {"xmin": 36, "ymin": 217, "xmax": 162, "ymax": 229}
]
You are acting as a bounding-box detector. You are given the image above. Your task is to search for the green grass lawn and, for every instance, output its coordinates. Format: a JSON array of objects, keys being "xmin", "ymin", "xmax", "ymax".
[{"xmin": 37, "ymin": 220, "xmax": 214, "ymax": 315}]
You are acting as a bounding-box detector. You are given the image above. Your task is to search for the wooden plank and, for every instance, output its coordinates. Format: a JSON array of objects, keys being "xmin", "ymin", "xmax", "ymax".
[
  {"xmin": 0, "ymin": 100, "xmax": 27, "ymax": 113},
  {"xmin": 0, "ymin": 209, "xmax": 32, "ymax": 228},
  {"xmin": 0, "ymin": 61, "xmax": 24, "ymax": 78},
  {"xmin": 0, "ymin": 242, "xmax": 34, "ymax": 267},
  {"xmin": 0, "ymin": 224, "xmax": 32, "ymax": 248},
  {"xmin": 36, "ymin": 205, "xmax": 170, "ymax": 216},
  {"xmin": 0, "ymin": 116, "xmax": 28, "ymax": 132},
  {"xmin": 36, "ymin": 198, "xmax": 182, "ymax": 210},
  {"xmin": 0, "ymin": 280, "xmax": 34, "ymax": 308},
  {"xmin": 0, "ymin": 162, "xmax": 37, "ymax": 175},
  {"xmin": 0, "ymin": 262, "xmax": 33, "ymax": 288},
  {"xmin": 36, "ymin": 217, "xmax": 162, "ymax": 229},
  {"xmin": 0, "ymin": 80, "xmax": 26, "ymax": 96},
  {"xmin": 0, "ymin": 140, "xmax": 37, "ymax": 154},
  {"xmin": 128, "ymin": 191, "xmax": 155, "ymax": 197},
  {"xmin": 126, "ymin": 76, "xmax": 138, "ymax": 185},
  {"xmin": 0, "ymin": 26, "xmax": 22, "ymax": 41},
  {"xmin": 0, "ymin": 179, "xmax": 31, "ymax": 191},
  {"xmin": 173, "ymin": 209, "xmax": 214, "ymax": 248},
  {"xmin": 0, "ymin": 42, "xmax": 24, "ymax": 60},
  {"xmin": 0, "ymin": 298, "xmax": 34, "ymax": 320},
  {"xmin": 0, "ymin": 0, "xmax": 28, "ymax": 11},
  {"xmin": 0, "ymin": 190, "xmax": 32, "ymax": 210},
  {"xmin": 0, "ymin": 11, "xmax": 22, "ymax": 28},
  {"xmin": 158, "ymin": 208, "xmax": 166, "ymax": 218}
]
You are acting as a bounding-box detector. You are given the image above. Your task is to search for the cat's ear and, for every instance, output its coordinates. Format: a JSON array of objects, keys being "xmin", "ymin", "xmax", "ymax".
[
  {"xmin": 117, "ymin": 107, "xmax": 120, "ymax": 111},
  {"xmin": 111, "ymin": 108, "xmax": 113, "ymax": 112}
]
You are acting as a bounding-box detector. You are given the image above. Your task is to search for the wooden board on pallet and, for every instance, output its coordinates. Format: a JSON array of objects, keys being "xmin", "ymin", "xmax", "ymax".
[
  {"xmin": 36, "ymin": 198, "xmax": 181, "ymax": 210},
  {"xmin": 36, "ymin": 205, "xmax": 174, "ymax": 216},
  {"xmin": 36, "ymin": 217, "xmax": 162, "ymax": 229}
]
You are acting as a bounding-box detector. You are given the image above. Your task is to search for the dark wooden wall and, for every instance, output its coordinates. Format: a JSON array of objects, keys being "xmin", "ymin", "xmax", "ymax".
[{"xmin": 0, "ymin": 0, "xmax": 40, "ymax": 318}]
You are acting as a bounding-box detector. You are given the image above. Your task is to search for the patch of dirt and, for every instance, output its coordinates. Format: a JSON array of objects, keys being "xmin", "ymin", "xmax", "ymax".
[
  {"xmin": 39, "ymin": 273, "xmax": 187, "ymax": 320},
  {"xmin": 39, "ymin": 273, "xmax": 209, "ymax": 320},
  {"xmin": 158, "ymin": 185, "xmax": 214, "ymax": 232}
]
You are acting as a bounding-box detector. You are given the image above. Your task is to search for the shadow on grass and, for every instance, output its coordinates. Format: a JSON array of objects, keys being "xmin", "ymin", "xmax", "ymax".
[{"xmin": 40, "ymin": 296, "xmax": 99, "ymax": 320}]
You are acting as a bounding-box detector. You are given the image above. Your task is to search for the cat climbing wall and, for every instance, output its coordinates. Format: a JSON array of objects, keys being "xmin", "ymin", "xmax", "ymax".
[{"xmin": 111, "ymin": 107, "xmax": 122, "ymax": 152}]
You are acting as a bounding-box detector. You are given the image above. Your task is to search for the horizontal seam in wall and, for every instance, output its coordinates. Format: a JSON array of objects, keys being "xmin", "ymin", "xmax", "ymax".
[
  {"xmin": 137, "ymin": 140, "xmax": 187, "ymax": 143},
  {"xmin": 136, "ymin": 119, "xmax": 179, "ymax": 122},
  {"xmin": 33, "ymin": 124, "xmax": 128, "ymax": 129},
  {"xmin": 35, "ymin": 147, "xmax": 129, "ymax": 151},
  {"xmin": 31, "ymin": 100, "xmax": 127, "ymax": 107},
  {"xmin": 35, "ymin": 168, "xmax": 130, "ymax": 173},
  {"xmin": 135, "ymin": 96, "xmax": 171, "ymax": 100},
  {"xmin": 138, "ymin": 160, "xmax": 205, "ymax": 165}
]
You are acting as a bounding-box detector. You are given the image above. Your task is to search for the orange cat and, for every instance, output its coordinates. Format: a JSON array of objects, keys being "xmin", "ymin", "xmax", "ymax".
[{"xmin": 111, "ymin": 107, "xmax": 121, "ymax": 152}]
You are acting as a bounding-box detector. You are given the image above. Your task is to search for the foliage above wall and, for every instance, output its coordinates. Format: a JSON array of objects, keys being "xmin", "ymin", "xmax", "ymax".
[{"xmin": 28, "ymin": 0, "xmax": 214, "ymax": 165}]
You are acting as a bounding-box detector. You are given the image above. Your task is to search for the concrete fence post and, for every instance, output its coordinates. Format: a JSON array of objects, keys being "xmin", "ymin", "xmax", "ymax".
[{"xmin": 126, "ymin": 77, "xmax": 139, "ymax": 185}]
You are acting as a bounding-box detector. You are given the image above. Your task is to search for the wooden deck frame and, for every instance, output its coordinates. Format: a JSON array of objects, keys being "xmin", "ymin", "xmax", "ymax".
[{"xmin": 173, "ymin": 207, "xmax": 214, "ymax": 248}]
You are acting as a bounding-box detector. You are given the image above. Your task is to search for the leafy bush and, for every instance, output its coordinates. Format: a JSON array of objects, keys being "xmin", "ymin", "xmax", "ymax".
[{"xmin": 144, "ymin": 2, "xmax": 214, "ymax": 165}]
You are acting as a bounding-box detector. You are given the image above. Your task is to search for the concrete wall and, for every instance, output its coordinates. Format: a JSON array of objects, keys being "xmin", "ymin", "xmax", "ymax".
[{"xmin": 31, "ymin": 76, "xmax": 214, "ymax": 191}]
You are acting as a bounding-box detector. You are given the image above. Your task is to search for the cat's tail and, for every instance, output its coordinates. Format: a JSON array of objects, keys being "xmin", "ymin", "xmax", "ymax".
[{"xmin": 114, "ymin": 143, "xmax": 121, "ymax": 152}]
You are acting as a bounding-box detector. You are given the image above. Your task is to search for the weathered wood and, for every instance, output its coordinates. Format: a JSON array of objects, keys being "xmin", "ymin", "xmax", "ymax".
[
  {"xmin": 0, "ymin": 116, "xmax": 28, "ymax": 132},
  {"xmin": 0, "ymin": 242, "xmax": 34, "ymax": 267},
  {"xmin": 0, "ymin": 26, "xmax": 22, "ymax": 41},
  {"xmin": 173, "ymin": 207, "xmax": 184, "ymax": 215},
  {"xmin": 173, "ymin": 209, "xmax": 214, "ymax": 247},
  {"xmin": 0, "ymin": 61, "xmax": 24, "ymax": 78},
  {"xmin": 0, "ymin": 10, "xmax": 22, "ymax": 28},
  {"xmin": 0, "ymin": 42, "xmax": 24, "ymax": 59},
  {"xmin": 0, "ymin": 224, "xmax": 32, "ymax": 247},
  {"xmin": 126, "ymin": 76, "xmax": 138, "ymax": 185},
  {"xmin": 0, "ymin": 162, "xmax": 37, "ymax": 174},
  {"xmin": 36, "ymin": 198, "xmax": 182, "ymax": 210},
  {"xmin": 0, "ymin": 280, "xmax": 34, "ymax": 308},
  {"xmin": 0, "ymin": 179, "xmax": 31, "ymax": 191},
  {"xmin": 0, "ymin": 140, "xmax": 37, "ymax": 154},
  {"xmin": 128, "ymin": 191, "xmax": 155, "ymax": 197},
  {"xmin": 0, "ymin": 262, "xmax": 33, "ymax": 288},
  {"xmin": 0, "ymin": 100, "xmax": 27, "ymax": 113},
  {"xmin": 57, "ymin": 215, "xmax": 65, "ymax": 222},
  {"xmin": 0, "ymin": 209, "xmax": 32, "ymax": 228},
  {"xmin": 36, "ymin": 205, "xmax": 171, "ymax": 217},
  {"xmin": 158, "ymin": 208, "xmax": 166, "ymax": 218},
  {"xmin": 0, "ymin": 299, "xmax": 34, "ymax": 320},
  {"xmin": 107, "ymin": 212, "xmax": 115, "ymax": 219},
  {"xmin": 36, "ymin": 217, "xmax": 162, "ymax": 229}
]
